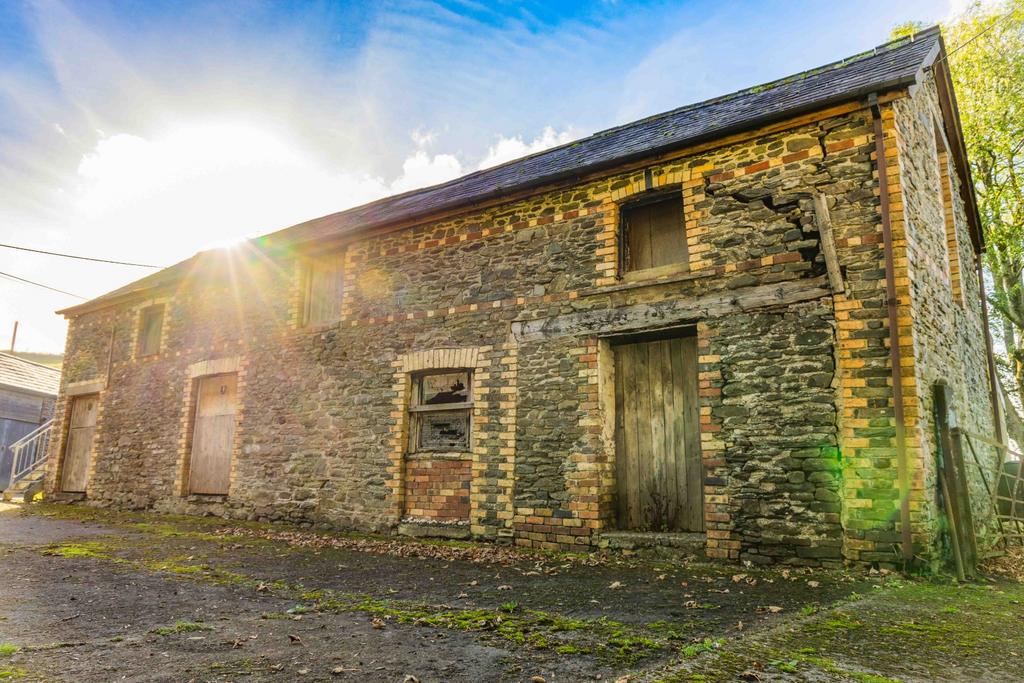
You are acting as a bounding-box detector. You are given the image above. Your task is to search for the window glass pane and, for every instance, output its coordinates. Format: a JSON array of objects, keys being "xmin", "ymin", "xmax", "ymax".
[
  {"xmin": 420, "ymin": 372, "xmax": 470, "ymax": 405},
  {"xmin": 417, "ymin": 410, "xmax": 470, "ymax": 451}
]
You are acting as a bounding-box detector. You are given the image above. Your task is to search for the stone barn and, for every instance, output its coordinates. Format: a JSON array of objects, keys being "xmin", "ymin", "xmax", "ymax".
[{"xmin": 46, "ymin": 28, "xmax": 1002, "ymax": 568}]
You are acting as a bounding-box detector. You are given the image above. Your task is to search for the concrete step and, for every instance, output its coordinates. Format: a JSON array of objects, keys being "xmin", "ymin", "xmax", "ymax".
[
  {"xmin": 2, "ymin": 475, "xmax": 44, "ymax": 503},
  {"xmin": 597, "ymin": 531, "xmax": 706, "ymax": 559}
]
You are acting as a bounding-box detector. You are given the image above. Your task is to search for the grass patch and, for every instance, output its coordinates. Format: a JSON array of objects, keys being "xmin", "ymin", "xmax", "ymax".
[
  {"xmin": 681, "ymin": 638, "xmax": 722, "ymax": 659},
  {"xmin": 151, "ymin": 620, "xmax": 213, "ymax": 636},
  {"xmin": 41, "ymin": 542, "xmax": 109, "ymax": 559},
  {"xmin": 0, "ymin": 646, "xmax": 18, "ymax": 659}
]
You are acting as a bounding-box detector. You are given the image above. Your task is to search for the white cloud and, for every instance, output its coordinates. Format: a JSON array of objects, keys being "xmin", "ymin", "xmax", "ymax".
[
  {"xmin": 389, "ymin": 149, "xmax": 463, "ymax": 193},
  {"xmin": 477, "ymin": 126, "xmax": 576, "ymax": 169}
]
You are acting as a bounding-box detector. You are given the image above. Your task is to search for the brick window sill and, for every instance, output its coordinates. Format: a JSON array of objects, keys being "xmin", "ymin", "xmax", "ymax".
[
  {"xmin": 293, "ymin": 321, "xmax": 340, "ymax": 335},
  {"xmin": 405, "ymin": 451, "xmax": 471, "ymax": 462}
]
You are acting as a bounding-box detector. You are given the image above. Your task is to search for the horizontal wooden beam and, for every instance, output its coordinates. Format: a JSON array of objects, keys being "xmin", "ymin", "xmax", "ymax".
[{"xmin": 511, "ymin": 276, "xmax": 831, "ymax": 342}]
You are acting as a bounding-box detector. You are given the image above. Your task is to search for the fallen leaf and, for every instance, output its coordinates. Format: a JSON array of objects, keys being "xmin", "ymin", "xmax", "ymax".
[
  {"xmin": 608, "ymin": 581, "xmax": 624, "ymax": 589},
  {"xmin": 807, "ymin": 580, "xmax": 820, "ymax": 588},
  {"xmin": 297, "ymin": 669, "xmax": 309, "ymax": 675},
  {"xmin": 530, "ymin": 677, "xmax": 547, "ymax": 683},
  {"xmin": 656, "ymin": 574, "xmax": 667, "ymax": 581},
  {"xmin": 497, "ymin": 585, "xmax": 512, "ymax": 591},
  {"xmin": 371, "ymin": 618, "xmax": 386, "ymax": 629},
  {"xmin": 403, "ymin": 676, "xmax": 420, "ymax": 683},
  {"xmin": 683, "ymin": 600, "xmax": 700, "ymax": 609},
  {"xmin": 287, "ymin": 634, "xmax": 302, "ymax": 644},
  {"xmin": 736, "ymin": 621, "xmax": 744, "ymax": 631},
  {"xmin": 731, "ymin": 574, "xmax": 747, "ymax": 583}
]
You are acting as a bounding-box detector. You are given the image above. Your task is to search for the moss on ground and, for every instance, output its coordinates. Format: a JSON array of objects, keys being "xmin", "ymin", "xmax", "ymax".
[
  {"xmin": 41, "ymin": 542, "xmax": 109, "ymax": 559},
  {"xmin": 150, "ymin": 621, "xmax": 213, "ymax": 636},
  {"xmin": 0, "ymin": 645, "xmax": 19, "ymax": 659},
  {"xmin": 23, "ymin": 504, "xmax": 1024, "ymax": 681},
  {"xmin": 651, "ymin": 578, "xmax": 1024, "ymax": 682}
]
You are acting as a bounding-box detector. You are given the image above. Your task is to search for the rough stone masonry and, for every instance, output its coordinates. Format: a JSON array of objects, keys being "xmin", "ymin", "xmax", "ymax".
[{"xmin": 45, "ymin": 29, "xmax": 1000, "ymax": 569}]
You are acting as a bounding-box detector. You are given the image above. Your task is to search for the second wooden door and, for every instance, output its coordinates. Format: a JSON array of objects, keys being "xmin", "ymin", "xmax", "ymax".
[
  {"xmin": 61, "ymin": 394, "xmax": 99, "ymax": 493},
  {"xmin": 614, "ymin": 335, "xmax": 703, "ymax": 532},
  {"xmin": 188, "ymin": 374, "xmax": 237, "ymax": 495}
]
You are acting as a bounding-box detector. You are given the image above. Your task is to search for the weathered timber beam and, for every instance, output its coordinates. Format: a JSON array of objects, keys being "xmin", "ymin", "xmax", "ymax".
[
  {"xmin": 813, "ymin": 194, "xmax": 845, "ymax": 295},
  {"xmin": 511, "ymin": 276, "xmax": 831, "ymax": 341}
]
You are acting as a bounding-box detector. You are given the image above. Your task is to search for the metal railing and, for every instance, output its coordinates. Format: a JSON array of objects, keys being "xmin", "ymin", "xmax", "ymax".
[{"xmin": 7, "ymin": 419, "xmax": 53, "ymax": 491}]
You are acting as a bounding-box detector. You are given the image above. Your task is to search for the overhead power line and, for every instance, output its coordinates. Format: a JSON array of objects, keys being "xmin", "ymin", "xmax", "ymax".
[
  {"xmin": 0, "ymin": 269, "xmax": 86, "ymax": 299},
  {"xmin": 0, "ymin": 241, "xmax": 161, "ymax": 268},
  {"xmin": 937, "ymin": 0, "xmax": 1023, "ymax": 64}
]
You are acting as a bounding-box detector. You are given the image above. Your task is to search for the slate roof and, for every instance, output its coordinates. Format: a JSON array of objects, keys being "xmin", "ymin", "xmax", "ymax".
[
  {"xmin": 60, "ymin": 27, "xmax": 944, "ymax": 316},
  {"xmin": 0, "ymin": 353, "xmax": 61, "ymax": 397}
]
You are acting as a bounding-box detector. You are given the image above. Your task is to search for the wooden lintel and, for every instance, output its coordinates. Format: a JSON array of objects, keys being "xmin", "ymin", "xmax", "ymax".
[
  {"xmin": 813, "ymin": 194, "xmax": 846, "ymax": 295},
  {"xmin": 511, "ymin": 276, "xmax": 831, "ymax": 342}
]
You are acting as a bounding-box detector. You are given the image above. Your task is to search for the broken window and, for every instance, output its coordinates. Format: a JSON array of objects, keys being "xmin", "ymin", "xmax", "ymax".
[
  {"xmin": 620, "ymin": 192, "xmax": 687, "ymax": 273},
  {"xmin": 303, "ymin": 254, "xmax": 344, "ymax": 326},
  {"xmin": 137, "ymin": 304, "xmax": 165, "ymax": 357},
  {"xmin": 409, "ymin": 370, "xmax": 472, "ymax": 452}
]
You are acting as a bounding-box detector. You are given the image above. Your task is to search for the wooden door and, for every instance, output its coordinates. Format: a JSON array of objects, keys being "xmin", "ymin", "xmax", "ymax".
[
  {"xmin": 61, "ymin": 395, "xmax": 99, "ymax": 493},
  {"xmin": 188, "ymin": 375, "xmax": 237, "ymax": 495},
  {"xmin": 614, "ymin": 335, "xmax": 703, "ymax": 531}
]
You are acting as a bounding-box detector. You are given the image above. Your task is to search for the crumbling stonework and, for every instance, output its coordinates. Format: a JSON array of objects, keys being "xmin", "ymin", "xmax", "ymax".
[{"xmin": 45, "ymin": 66, "xmax": 995, "ymax": 568}]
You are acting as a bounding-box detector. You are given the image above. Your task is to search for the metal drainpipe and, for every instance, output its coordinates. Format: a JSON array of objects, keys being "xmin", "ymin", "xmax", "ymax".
[
  {"xmin": 977, "ymin": 258, "xmax": 1004, "ymax": 443},
  {"xmin": 869, "ymin": 94, "xmax": 914, "ymax": 568}
]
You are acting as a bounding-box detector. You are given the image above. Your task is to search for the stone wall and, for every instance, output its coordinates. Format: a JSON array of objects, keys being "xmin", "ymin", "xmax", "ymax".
[
  {"xmin": 892, "ymin": 74, "xmax": 1000, "ymax": 560},
  {"xmin": 702, "ymin": 301, "xmax": 842, "ymax": 566},
  {"xmin": 44, "ymin": 95, "xmax": 993, "ymax": 565}
]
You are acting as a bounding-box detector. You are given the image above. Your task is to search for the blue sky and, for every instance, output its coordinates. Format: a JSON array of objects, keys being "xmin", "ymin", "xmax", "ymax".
[{"xmin": 0, "ymin": 0, "xmax": 962, "ymax": 351}]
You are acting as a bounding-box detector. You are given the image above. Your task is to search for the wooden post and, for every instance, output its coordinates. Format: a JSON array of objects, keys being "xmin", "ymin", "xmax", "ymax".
[
  {"xmin": 949, "ymin": 426, "xmax": 978, "ymax": 576},
  {"xmin": 933, "ymin": 382, "xmax": 976, "ymax": 579}
]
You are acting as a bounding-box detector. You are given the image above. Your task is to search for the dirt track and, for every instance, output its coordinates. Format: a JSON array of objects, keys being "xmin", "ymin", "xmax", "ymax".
[{"xmin": 0, "ymin": 504, "xmax": 1021, "ymax": 682}]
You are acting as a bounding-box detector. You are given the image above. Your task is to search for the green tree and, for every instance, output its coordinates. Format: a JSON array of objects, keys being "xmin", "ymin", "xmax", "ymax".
[{"xmin": 944, "ymin": 2, "xmax": 1024, "ymax": 430}]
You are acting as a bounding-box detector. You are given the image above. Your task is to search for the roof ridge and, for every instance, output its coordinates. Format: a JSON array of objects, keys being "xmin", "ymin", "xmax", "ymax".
[
  {"xmin": 585, "ymin": 25, "xmax": 941, "ymax": 141},
  {"xmin": 272, "ymin": 25, "xmax": 941, "ymax": 234},
  {"xmin": 63, "ymin": 27, "xmax": 944, "ymax": 316}
]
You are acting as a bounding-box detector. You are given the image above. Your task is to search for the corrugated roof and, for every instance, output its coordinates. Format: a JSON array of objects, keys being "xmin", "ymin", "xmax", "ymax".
[
  {"xmin": 0, "ymin": 353, "xmax": 61, "ymax": 396},
  {"xmin": 60, "ymin": 28, "xmax": 943, "ymax": 316}
]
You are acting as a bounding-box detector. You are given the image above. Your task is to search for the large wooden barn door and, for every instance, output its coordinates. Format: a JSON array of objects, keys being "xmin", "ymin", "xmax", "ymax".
[
  {"xmin": 614, "ymin": 335, "xmax": 703, "ymax": 532},
  {"xmin": 188, "ymin": 374, "xmax": 237, "ymax": 495},
  {"xmin": 61, "ymin": 394, "xmax": 98, "ymax": 493}
]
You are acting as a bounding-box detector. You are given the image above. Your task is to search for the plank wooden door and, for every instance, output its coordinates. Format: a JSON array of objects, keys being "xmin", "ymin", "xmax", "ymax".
[
  {"xmin": 188, "ymin": 374, "xmax": 237, "ymax": 495},
  {"xmin": 614, "ymin": 335, "xmax": 703, "ymax": 531},
  {"xmin": 61, "ymin": 394, "xmax": 99, "ymax": 493}
]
